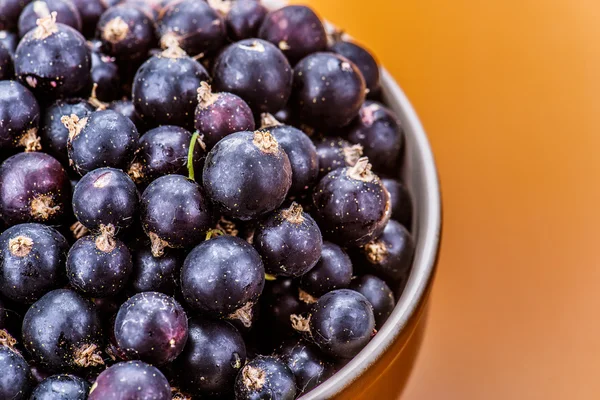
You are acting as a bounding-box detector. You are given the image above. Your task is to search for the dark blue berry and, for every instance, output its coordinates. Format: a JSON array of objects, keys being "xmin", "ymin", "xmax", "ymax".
[
  {"xmin": 350, "ymin": 274, "xmax": 396, "ymax": 328},
  {"xmin": 0, "ymin": 345, "xmax": 33, "ymax": 399},
  {"xmin": 234, "ymin": 356, "xmax": 296, "ymax": 400},
  {"xmin": 278, "ymin": 340, "xmax": 333, "ymax": 395},
  {"xmin": 225, "ymin": 0, "xmax": 267, "ymax": 41},
  {"xmin": 300, "ymin": 241, "xmax": 353, "ymax": 298},
  {"xmin": 382, "ymin": 178, "xmax": 413, "ymax": 229},
  {"xmin": 330, "ymin": 36, "xmax": 381, "ymax": 95},
  {"xmin": 314, "ymin": 136, "xmax": 363, "ymax": 179},
  {"xmin": 0, "ymin": 80, "xmax": 40, "ymax": 150},
  {"xmin": 30, "ymin": 374, "xmax": 90, "ymax": 400},
  {"xmin": 129, "ymin": 244, "xmax": 182, "ymax": 295},
  {"xmin": 88, "ymin": 361, "xmax": 171, "ymax": 400},
  {"xmin": 18, "ymin": 0, "xmax": 82, "ymax": 38},
  {"xmin": 97, "ymin": 4, "xmax": 155, "ymax": 61}
]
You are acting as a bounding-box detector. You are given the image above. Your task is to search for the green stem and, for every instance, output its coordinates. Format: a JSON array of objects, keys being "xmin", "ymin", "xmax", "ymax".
[{"xmin": 188, "ymin": 131, "xmax": 200, "ymax": 180}]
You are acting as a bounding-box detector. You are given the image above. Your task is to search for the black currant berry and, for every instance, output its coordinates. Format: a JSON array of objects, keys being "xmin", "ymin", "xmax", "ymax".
[
  {"xmin": 114, "ymin": 292, "xmax": 188, "ymax": 365},
  {"xmin": 355, "ymin": 219, "xmax": 415, "ymax": 284},
  {"xmin": 235, "ymin": 356, "xmax": 296, "ymax": 400},
  {"xmin": 0, "ymin": 44, "xmax": 13, "ymax": 79},
  {"xmin": 130, "ymin": 244, "xmax": 182, "ymax": 295},
  {"xmin": 88, "ymin": 361, "xmax": 171, "ymax": 400},
  {"xmin": 299, "ymin": 241, "xmax": 353, "ymax": 298},
  {"xmin": 132, "ymin": 44, "xmax": 210, "ymax": 130},
  {"xmin": 261, "ymin": 114, "xmax": 319, "ymax": 193},
  {"xmin": 0, "ymin": 0, "xmax": 29, "ymax": 31},
  {"xmin": 71, "ymin": 0, "xmax": 106, "ymax": 38},
  {"xmin": 73, "ymin": 167, "xmax": 139, "ymax": 233},
  {"xmin": 30, "ymin": 374, "xmax": 90, "ymax": 400},
  {"xmin": 259, "ymin": 5, "xmax": 327, "ymax": 65},
  {"xmin": 89, "ymin": 49, "xmax": 120, "ymax": 102},
  {"xmin": 66, "ymin": 234, "xmax": 133, "ymax": 297},
  {"xmin": 307, "ymin": 289, "xmax": 375, "ymax": 358},
  {"xmin": 15, "ymin": 13, "xmax": 91, "ymax": 100},
  {"xmin": 203, "ymin": 130, "xmax": 292, "ymax": 220},
  {"xmin": 175, "ymin": 317, "xmax": 246, "ymax": 397},
  {"xmin": 40, "ymin": 98, "xmax": 94, "ymax": 165},
  {"xmin": 254, "ymin": 202, "xmax": 322, "ymax": 277},
  {"xmin": 0, "ymin": 152, "xmax": 70, "ymax": 226},
  {"xmin": 0, "ymin": 345, "xmax": 33, "ymax": 399},
  {"xmin": 181, "ymin": 235, "xmax": 265, "ymax": 324},
  {"xmin": 0, "ymin": 223, "xmax": 68, "ymax": 304},
  {"xmin": 108, "ymin": 98, "xmax": 144, "ymax": 131},
  {"xmin": 194, "ymin": 82, "xmax": 256, "ymax": 150},
  {"xmin": 97, "ymin": 4, "xmax": 155, "ymax": 61},
  {"xmin": 157, "ymin": 0, "xmax": 226, "ymax": 57},
  {"xmin": 141, "ymin": 174, "xmax": 213, "ymax": 256},
  {"xmin": 382, "ymin": 178, "xmax": 413, "ymax": 229},
  {"xmin": 347, "ymin": 101, "xmax": 405, "ymax": 172},
  {"xmin": 22, "ymin": 289, "xmax": 104, "ymax": 372},
  {"xmin": 213, "ymin": 39, "xmax": 293, "ymax": 114},
  {"xmin": 0, "ymin": 31, "xmax": 18, "ymax": 54},
  {"xmin": 330, "ymin": 33, "xmax": 381, "ymax": 95},
  {"xmin": 313, "ymin": 157, "xmax": 391, "ymax": 247},
  {"xmin": 262, "ymin": 278, "xmax": 309, "ymax": 336},
  {"xmin": 129, "ymin": 126, "xmax": 205, "ymax": 185},
  {"xmin": 314, "ymin": 136, "xmax": 363, "ymax": 179},
  {"xmin": 291, "ymin": 52, "xmax": 366, "ymax": 129},
  {"xmin": 63, "ymin": 109, "xmax": 139, "ymax": 175},
  {"xmin": 278, "ymin": 340, "xmax": 332, "ymax": 395},
  {"xmin": 224, "ymin": 0, "xmax": 267, "ymax": 41},
  {"xmin": 18, "ymin": 0, "xmax": 82, "ymax": 38},
  {"xmin": 350, "ymin": 274, "xmax": 396, "ymax": 328},
  {"xmin": 0, "ymin": 80, "xmax": 40, "ymax": 151}
]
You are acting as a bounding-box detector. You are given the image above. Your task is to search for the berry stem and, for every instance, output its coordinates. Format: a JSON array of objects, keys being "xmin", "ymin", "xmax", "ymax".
[{"xmin": 188, "ymin": 131, "xmax": 201, "ymax": 181}]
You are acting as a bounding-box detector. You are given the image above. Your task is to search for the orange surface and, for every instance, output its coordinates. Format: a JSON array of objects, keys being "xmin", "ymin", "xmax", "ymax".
[{"xmin": 298, "ymin": 0, "xmax": 600, "ymax": 399}]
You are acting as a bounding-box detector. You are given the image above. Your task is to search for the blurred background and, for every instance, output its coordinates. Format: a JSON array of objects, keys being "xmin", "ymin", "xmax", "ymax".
[{"xmin": 298, "ymin": 0, "xmax": 600, "ymax": 399}]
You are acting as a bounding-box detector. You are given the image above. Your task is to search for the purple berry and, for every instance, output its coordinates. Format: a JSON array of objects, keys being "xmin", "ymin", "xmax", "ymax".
[
  {"xmin": 278, "ymin": 340, "xmax": 333, "ymax": 395},
  {"xmin": 235, "ymin": 356, "xmax": 296, "ymax": 400},
  {"xmin": 0, "ymin": 345, "xmax": 33, "ymax": 399},
  {"xmin": 97, "ymin": 4, "xmax": 155, "ymax": 61},
  {"xmin": 107, "ymin": 98, "xmax": 144, "ymax": 130},
  {"xmin": 129, "ymin": 244, "xmax": 182, "ymax": 295},
  {"xmin": 0, "ymin": 80, "xmax": 40, "ymax": 150},
  {"xmin": 224, "ymin": 0, "xmax": 267, "ymax": 41},
  {"xmin": 71, "ymin": 0, "xmax": 106, "ymax": 38},
  {"xmin": 382, "ymin": 178, "xmax": 413, "ymax": 229},
  {"xmin": 213, "ymin": 39, "xmax": 293, "ymax": 114},
  {"xmin": 203, "ymin": 130, "xmax": 292, "ymax": 220},
  {"xmin": 30, "ymin": 374, "xmax": 90, "ymax": 400},
  {"xmin": 261, "ymin": 278, "xmax": 309, "ymax": 336},
  {"xmin": 89, "ymin": 49, "xmax": 121, "ymax": 102},
  {"xmin": 0, "ymin": 44, "xmax": 13, "ymax": 79},
  {"xmin": 88, "ymin": 361, "xmax": 171, "ymax": 400},
  {"xmin": 0, "ymin": 0, "xmax": 30, "ymax": 32},
  {"xmin": 18, "ymin": 0, "xmax": 82, "ymax": 38},
  {"xmin": 258, "ymin": 5, "xmax": 327, "ymax": 65},
  {"xmin": 299, "ymin": 241, "xmax": 353, "ymax": 298},
  {"xmin": 350, "ymin": 274, "xmax": 396, "ymax": 328},
  {"xmin": 114, "ymin": 292, "xmax": 188, "ymax": 365},
  {"xmin": 314, "ymin": 136, "xmax": 363, "ymax": 179},
  {"xmin": 330, "ymin": 35, "xmax": 381, "ymax": 95}
]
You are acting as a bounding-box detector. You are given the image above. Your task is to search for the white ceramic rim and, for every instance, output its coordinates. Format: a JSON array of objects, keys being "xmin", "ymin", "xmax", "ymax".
[{"xmin": 298, "ymin": 69, "xmax": 442, "ymax": 399}]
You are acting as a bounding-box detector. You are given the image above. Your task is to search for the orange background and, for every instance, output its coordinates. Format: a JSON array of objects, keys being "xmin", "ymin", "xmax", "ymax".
[{"xmin": 298, "ymin": 0, "xmax": 600, "ymax": 399}]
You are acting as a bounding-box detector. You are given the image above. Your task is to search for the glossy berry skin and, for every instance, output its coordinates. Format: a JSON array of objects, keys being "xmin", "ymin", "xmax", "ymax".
[
  {"xmin": 309, "ymin": 289, "xmax": 375, "ymax": 358},
  {"xmin": 313, "ymin": 158, "xmax": 391, "ymax": 247},
  {"xmin": 181, "ymin": 235, "xmax": 265, "ymax": 317},
  {"xmin": 356, "ymin": 219, "xmax": 415, "ymax": 284},
  {"xmin": 67, "ymin": 234, "xmax": 132, "ymax": 298},
  {"xmin": 89, "ymin": 49, "xmax": 120, "ymax": 102},
  {"xmin": 0, "ymin": 31, "xmax": 18, "ymax": 54},
  {"xmin": 267, "ymin": 123, "xmax": 319, "ymax": 193},
  {"xmin": 235, "ymin": 356, "xmax": 296, "ymax": 400},
  {"xmin": 133, "ymin": 49, "xmax": 209, "ymax": 130},
  {"xmin": 67, "ymin": 109, "xmax": 139, "ymax": 175},
  {"xmin": 0, "ymin": 44, "xmax": 13, "ymax": 79},
  {"xmin": 330, "ymin": 39, "xmax": 381, "ymax": 95},
  {"xmin": 108, "ymin": 99, "xmax": 144, "ymax": 131},
  {"xmin": 0, "ymin": 223, "xmax": 68, "ymax": 303},
  {"xmin": 194, "ymin": 84, "xmax": 256, "ymax": 150},
  {"xmin": 0, "ymin": 80, "xmax": 40, "ymax": 150},
  {"xmin": 114, "ymin": 292, "xmax": 188, "ymax": 365},
  {"xmin": 226, "ymin": 0, "xmax": 267, "ymax": 41},
  {"xmin": 97, "ymin": 5, "xmax": 155, "ymax": 62},
  {"xmin": 130, "ymin": 126, "xmax": 205, "ymax": 185},
  {"xmin": 130, "ymin": 244, "xmax": 182, "ymax": 295},
  {"xmin": 0, "ymin": 0, "xmax": 30, "ymax": 32},
  {"xmin": 15, "ymin": 19, "xmax": 91, "ymax": 100},
  {"xmin": 347, "ymin": 101, "xmax": 405, "ymax": 172},
  {"xmin": 88, "ymin": 361, "xmax": 171, "ymax": 400},
  {"xmin": 278, "ymin": 340, "xmax": 332, "ymax": 395},
  {"xmin": 157, "ymin": 0, "xmax": 226, "ymax": 57},
  {"xmin": 0, "ymin": 345, "xmax": 33, "ymax": 400},
  {"xmin": 254, "ymin": 203, "xmax": 322, "ymax": 277},
  {"xmin": 73, "ymin": 168, "xmax": 139, "ymax": 232},
  {"xmin": 40, "ymin": 98, "xmax": 93, "ymax": 165},
  {"xmin": 18, "ymin": 0, "xmax": 82, "ymax": 38},
  {"xmin": 314, "ymin": 137, "xmax": 363, "ymax": 179},
  {"xmin": 141, "ymin": 175, "xmax": 213, "ymax": 256},
  {"xmin": 176, "ymin": 317, "xmax": 246, "ymax": 397},
  {"xmin": 291, "ymin": 52, "xmax": 366, "ymax": 129},
  {"xmin": 350, "ymin": 274, "xmax": 396, "ymax": 328},
  {"xmin": 300, "ymin": 241, "xmax": 353, "ymax": 298},
  {"xmin": 382, "ymin": 178, "xmax": 413, "ymax": 229},
  {"xmin": 71, "ymin": 0, "xmax": 106, "ymax": 38},
  {"xmin": 213, "ymin": 39, "xmax": 293, "ymax": 114},
  {"xmin": 22, "ymin": 289, "xmax": 104, "ymax": 372},
  {"xmin": 203, "ymin": 131, "xmax": 292, "ymax": 220},
  {"xmin": 259, "ymin": 5, "xmax": 327, "ymax": 65},
  {"xmin": 0, "ymin": 152, "xmax": 70, "ymax": 226},
  {"xmin": 30, "ymin": 374, "xmax": 90, "ymax": 400},
  {"xmin": 261, "ymin": 278, "xmax": 309, "ymax": 336}
]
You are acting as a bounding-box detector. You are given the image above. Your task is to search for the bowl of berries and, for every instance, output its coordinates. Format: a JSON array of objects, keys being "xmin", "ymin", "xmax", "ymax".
[{"xmin": 0, "ymin": 0, "xmax": 441, "ymax": 399}]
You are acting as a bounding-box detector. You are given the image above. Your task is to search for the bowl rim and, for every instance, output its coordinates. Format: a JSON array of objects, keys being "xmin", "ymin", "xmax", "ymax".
[{"xmin": 298, "ymin": 68, "xmax": 442, "ymax": 399}]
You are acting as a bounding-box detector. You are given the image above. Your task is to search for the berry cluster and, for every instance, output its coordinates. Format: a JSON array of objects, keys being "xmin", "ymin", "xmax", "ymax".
[{"xmin": 0, "ymin": 1, "xmax": 415, "ymax": 399}]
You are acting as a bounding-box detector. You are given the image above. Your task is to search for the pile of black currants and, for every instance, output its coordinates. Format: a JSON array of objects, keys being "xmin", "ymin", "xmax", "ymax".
[{"xmin": 0, "ymin": 1, "xmax": 415, "ymax": 399}]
